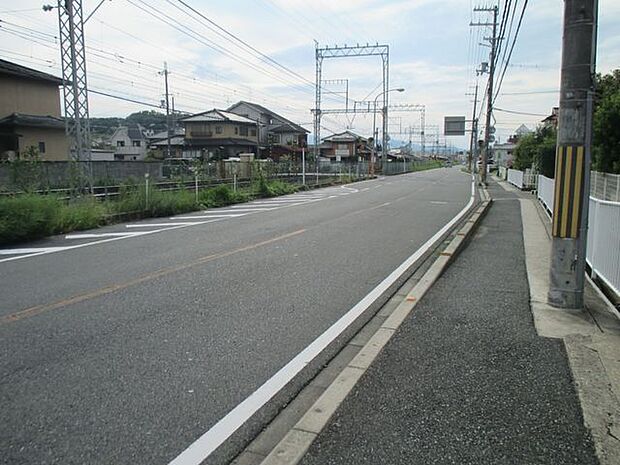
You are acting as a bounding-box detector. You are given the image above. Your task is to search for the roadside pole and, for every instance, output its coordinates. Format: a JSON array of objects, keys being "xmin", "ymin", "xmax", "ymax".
[
  {"xmin": 548, "ymin": 0, "xmax": 598, "ymax": 309},
  {"xmin": 302, "ymin": 147, "xmax": 306, "ymax": 185},
  {"xmin": 482, "ymin": 5, "xmax": 498, "ymax": 185}
]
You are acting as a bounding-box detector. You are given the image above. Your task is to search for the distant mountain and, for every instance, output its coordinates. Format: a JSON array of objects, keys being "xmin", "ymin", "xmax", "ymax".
[{"xmin": 90, "ymin": 110, "xmax": 169, "ymax": 137}]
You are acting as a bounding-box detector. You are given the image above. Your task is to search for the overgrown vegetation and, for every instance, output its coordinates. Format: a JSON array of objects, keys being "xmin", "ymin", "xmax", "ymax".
[
  {"xmin": 0, "ymin": 195, "xmax": 105, "ymax": 243},
  {"xmin": 0, "ymin": 180, "xmax": 295, "ymax": 244}
]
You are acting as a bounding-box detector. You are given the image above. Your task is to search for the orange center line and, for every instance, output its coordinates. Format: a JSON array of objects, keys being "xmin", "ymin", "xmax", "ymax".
[{"xmin": 1, "ymin": 229, "xmax": 306, "ymax": 326}]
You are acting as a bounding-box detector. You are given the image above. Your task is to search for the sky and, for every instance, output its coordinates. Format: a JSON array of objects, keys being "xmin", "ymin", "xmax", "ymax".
[{"xmin": 1, "ymin": 0, "xmax": 619, "ymax": 149}]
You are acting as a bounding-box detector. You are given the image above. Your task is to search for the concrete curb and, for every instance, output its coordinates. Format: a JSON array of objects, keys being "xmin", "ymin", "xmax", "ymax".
[{"xmin": 257, "ymin": 198, "xmax": 493, "ymax": 465}]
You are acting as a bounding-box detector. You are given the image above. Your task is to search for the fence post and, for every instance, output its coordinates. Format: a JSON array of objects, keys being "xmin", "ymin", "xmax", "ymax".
[
  {"xmin": 195, "ymin": 173, "xmax": 199, "ymax": 203},
  {"xmin": 233, "ymin": 173, "xmax": 237, "ymax": 192},
  {"xmin": 145, "ymin": 173, "xmax": 150, "ymax": 211}
]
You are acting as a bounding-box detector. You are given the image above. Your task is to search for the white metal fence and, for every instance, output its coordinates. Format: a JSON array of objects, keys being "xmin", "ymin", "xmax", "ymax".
[
  {"xmin": 537, "ymin": 174, "xmax": 555, "ymax": 215},
  {"xmin": 536, "ymin": 174, "xmax": 620, "ymax": 297},
  {"xmin": 507, "ymin": 168, "xmax": 538, "ymax": 190},
  {"xmin": 587, "ymin": 197, "xmax": 620, "ymax": 296},
  {"xmin": 507, "ymin": 169, "xmax": 524, "ymax": 189},
  {"xmin": 591, "ymin": 171, "xmax": 620, "ymax": 201}
]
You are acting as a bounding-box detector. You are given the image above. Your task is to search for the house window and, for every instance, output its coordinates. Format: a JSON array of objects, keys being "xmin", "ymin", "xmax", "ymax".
[
  {"xmin": 216, "ymin": 126, "xmax": 223, "ymax": 134},
  {"xmin": 132, "ymin": 140, "xmax": 141, "ymax": 147},
  {"xmin": 234, "ymin": 127, "xmax": 239, "ymax": 135},
  {"xmin": 38, "ymin": 142, "xmax": 46, "ymax": 153},
  {"xmin": 240, "ymin": 126, "xmax": 248, "ymax": 136},
  {"xmin": 117, "ymin": 140, "xmax": 125, "ymax": 147},
  {"xmin": 250, "ymin": 128, "xmax": 257, "ymax": 137}
]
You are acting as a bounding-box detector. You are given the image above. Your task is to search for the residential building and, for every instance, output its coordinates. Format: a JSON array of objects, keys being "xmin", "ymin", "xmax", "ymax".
[
  {"xmin": 320, "ymin": 130, "xmax": 371, "ymax": 162},
  {"xmin": 180, "ymin": 109, "xmax": 258, "ymax": 159},
  {"xmin": 493, "ymin": 142, "xmax": 517, "ymax": 168},
  {"xmin": 109, "ymin": 124, "xmax": 148, "ymax": 160},
  {"xmin": 542, "ymin": 107, "xmax": 559, "ymax": 129},
  {"xmin": 494, "ymin": 125, "xmax": 530, "ymax": 168},
  {"xmin": 147, "ymin": 128, "xmax": 185, "ymax": 159},
  {"xmin": 0, "ymin": 59, "xmax": 69, "ymax": 160},
  {"xmin": 226, "ymin": 101, "xmax": 309, "ymax": 160}
]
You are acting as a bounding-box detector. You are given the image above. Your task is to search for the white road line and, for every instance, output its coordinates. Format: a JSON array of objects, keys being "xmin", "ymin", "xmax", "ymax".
[
  {"xmin": 168, "ymin": 175, "xmax": 476, "ymax": 465},
  {"xmin": 0, "ymin": 219, "xmax": 224, "ymax": 264},
  {"xmin": 126, "ymin": 222, "xmax": 201, "ymax": 228},
  {"xmin": 202, "ymin": 208, "xmax": 276, "ymax": 213},
  {"xmin": 0, "ymin": 184, "xmax": 351, "ymax": 264},
  {"xmin": 65, "ymin": 232, "xmax": 148, "ymax": 239},
  {"xmin": 0, "ymin": 246, "xmax": 68, "ymax": 255},
  {"xmin": 241, "ymin": 202, "xmax": 304, "ymax": 208},
  {"xmin": 228, "ymin": 204, "xmax": 282, "ymax": 209},
  {"xmin": 247, "ymin": 199, "xmax": 311, "ymax": 204},
  {"xmin": 430, "ymin": 201, "xmax": 448, "ymax": 205},
  {"xmin": 174, "ymin": 214, "xmax": 247, "ymax": 219}
]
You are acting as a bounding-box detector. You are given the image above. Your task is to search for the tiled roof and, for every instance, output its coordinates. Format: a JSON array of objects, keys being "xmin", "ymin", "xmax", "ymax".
[
  {"xmin": 227, "ymin": 101, "xmax": 309, "ymax": 133},
  {"xmin": 180, "ymin": 109, "xmax": 257, "ymax": 124},
  {"xmin": 0, "ymin": 113, "xmax": 65, "ymax": 129},
  {"xmin": 322, "ymin": 130, "xmax": 367, "ymax": 143},
  {"xmin": 0, "ymin": 59, "xmax": 64, "ymax": 84}
]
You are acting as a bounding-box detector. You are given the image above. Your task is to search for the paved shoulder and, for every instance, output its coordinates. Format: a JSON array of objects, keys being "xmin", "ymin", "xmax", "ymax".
[{"xmin": 300, "ymin": 189, "xmax": 598, "ymax": 465}]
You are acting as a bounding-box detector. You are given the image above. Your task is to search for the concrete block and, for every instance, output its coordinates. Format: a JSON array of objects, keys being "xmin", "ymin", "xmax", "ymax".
[
  {"xmin": 295, "ymin": 366, "xmax": 365, "ymax": 434},
  {"xmin": 349, "ymin": 328, "xmax": 395, "ymax": 370}
]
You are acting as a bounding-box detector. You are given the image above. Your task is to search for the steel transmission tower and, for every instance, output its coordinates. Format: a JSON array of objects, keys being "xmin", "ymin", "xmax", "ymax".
[
  {"xmin": 57, "ymin": 0, "xmax": 92, "ymax": 167},
  {"xmin": 314, "ymin": 43, "xmax": 389, "ymax": 167}
]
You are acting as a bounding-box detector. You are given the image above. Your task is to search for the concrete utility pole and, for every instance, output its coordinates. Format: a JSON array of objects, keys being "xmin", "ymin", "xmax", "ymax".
[
  {"xmin": 467, "ymin": 82, "xmax": 479, "ymax": 173},
  {"xmin": 548, "ymin": 0, "xmax": 598, "ymax": 309},
  {"xmin": 471, "ymin": 5, "xmax": 498, "ymax": 184},
  {"xmin": 160, "ymin": 62, "xmax": 171, "ymax": 159}
]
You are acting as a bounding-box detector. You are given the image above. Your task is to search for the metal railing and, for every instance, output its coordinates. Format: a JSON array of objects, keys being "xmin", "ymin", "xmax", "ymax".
[{"xmin": 536, "ymin": 173, "xmax": 620, "ymax": 298}]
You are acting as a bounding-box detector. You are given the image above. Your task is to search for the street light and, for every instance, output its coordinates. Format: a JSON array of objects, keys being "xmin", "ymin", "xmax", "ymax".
[{"xmin": 371, "ymin": 88, "xmax": 404, "ymax": 175}]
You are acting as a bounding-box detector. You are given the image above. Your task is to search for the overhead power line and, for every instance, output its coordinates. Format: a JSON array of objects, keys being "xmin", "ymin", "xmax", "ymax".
[
  {"xmin": 494, "ymin": 107, "xmax": 547, "ymax": 117},
  {"xmin": 493, "ymin": 0, "xmax": 528, "ymax": 103},
  {"xmin": 172, "ymin": 0, "xmax": 315, "ymax": 87}
]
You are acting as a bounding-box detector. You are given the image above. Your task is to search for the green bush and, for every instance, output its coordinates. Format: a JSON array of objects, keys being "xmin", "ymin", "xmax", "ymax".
[
  {"xmin": 57, "ymin": 199, "xmax": 107, "ymax": 233},
  {"xmin": 0, "ymin": 194, "xmax": 59, "ymax": 243},
  {"xmin": 254, "ymin": 179, "xmax": 297, "ymax": 197},
  {"xmin": 199, "ymin": 185, "xmax": 249, "ymax": 207},
  {"xmin": 147, "ymin": 189, "xmax": 197, "ymax": 217},
  {"xmin": 0, "ymin": 195, "xmax": 106, "ymax": 244}
]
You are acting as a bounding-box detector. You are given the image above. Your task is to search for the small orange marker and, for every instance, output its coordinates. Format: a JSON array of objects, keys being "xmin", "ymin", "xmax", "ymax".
[{"xmin": 406, "ymin": 296, "xmax": 416, "ymax": 302}]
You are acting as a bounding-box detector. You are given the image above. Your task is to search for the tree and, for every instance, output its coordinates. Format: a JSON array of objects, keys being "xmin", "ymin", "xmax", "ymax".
[
  {"xmin": 593, "ymin": 69, "xmax": 620, "ymax": 173},
  {"xmin": 126, "ymin": 111, "xmax": 167, "ymax": 132},
  {"xmin": 513, "ymin": 125, "xmax": 556, "ymax": 178}
]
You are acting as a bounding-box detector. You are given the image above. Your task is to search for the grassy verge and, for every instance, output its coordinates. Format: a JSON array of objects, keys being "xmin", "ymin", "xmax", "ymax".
[
  {"xmin": 410, "ymin": 160, "xmax": 444, "ymax": 172},
  {"xmin": 0, "ymin": 179, "xmax": 306, "ymax": 245}
]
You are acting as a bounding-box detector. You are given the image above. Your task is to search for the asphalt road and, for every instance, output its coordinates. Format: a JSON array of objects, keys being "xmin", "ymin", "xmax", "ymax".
[{"xmin": 1, "ymin": 167, "xmax": 471, "ymax": 465}]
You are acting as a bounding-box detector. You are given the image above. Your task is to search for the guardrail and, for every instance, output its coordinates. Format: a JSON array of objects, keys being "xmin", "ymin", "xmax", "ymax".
[{"xmin": 536, "ymin": 174, "xmax": 620, "ymax": 298}]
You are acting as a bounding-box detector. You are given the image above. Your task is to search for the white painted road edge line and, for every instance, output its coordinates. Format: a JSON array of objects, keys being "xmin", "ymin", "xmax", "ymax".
[
  {"xmin": 167, "ymin": 175, "xmax": 476, "ymax": 465},
  {"xmin": 0, "ymin": 219, "xmax": 224, "ymax": 264},
  {"xmin": 65, "ymin": 232, "xmax": 148, "ymax": 239}
]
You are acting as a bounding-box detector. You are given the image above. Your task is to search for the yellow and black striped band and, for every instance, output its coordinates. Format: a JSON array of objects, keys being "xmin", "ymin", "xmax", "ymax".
[{"xmin": 552, "ymin": 145, "xmax": 585, "ymax": 238}]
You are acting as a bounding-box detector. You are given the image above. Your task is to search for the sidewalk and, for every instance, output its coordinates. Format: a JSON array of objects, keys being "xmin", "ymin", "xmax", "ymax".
[{"xmin": 284, "ymin": 179, "xmax": 620, "ymax": 464}]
